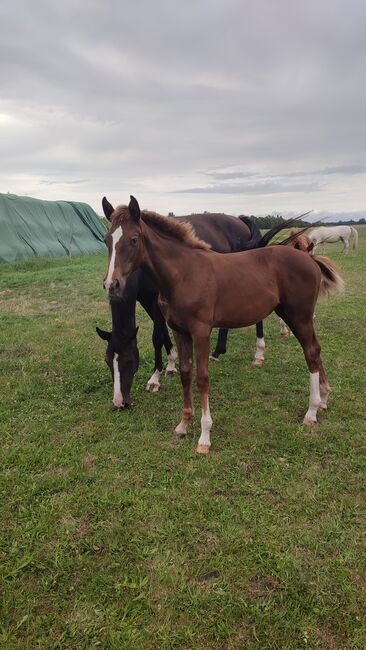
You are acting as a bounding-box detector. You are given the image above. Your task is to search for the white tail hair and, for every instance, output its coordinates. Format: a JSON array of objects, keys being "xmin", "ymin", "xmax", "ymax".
[{"xmin": 350, "ymin": 226, "xmax": 358, "ymax": 250}]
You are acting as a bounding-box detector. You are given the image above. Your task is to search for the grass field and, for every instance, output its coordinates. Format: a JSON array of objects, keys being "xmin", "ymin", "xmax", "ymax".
[{"xmin": 1, "ymin": 228, "xmax": 365, "ymax": 649}]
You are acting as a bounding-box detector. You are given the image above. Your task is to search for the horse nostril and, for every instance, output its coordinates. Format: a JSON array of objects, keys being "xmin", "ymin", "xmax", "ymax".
[{"xmin": 114, "ymin": 278, "xmax": 120, "ymax": 289}]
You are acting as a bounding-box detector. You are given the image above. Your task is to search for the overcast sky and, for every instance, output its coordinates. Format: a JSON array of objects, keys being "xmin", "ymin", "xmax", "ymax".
[{"xmin": 1, "ymin": 0, "xmax": 366, "ymax": 219}]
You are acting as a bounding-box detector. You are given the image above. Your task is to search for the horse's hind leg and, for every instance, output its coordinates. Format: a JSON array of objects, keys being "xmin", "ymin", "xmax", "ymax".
[
  {"xmin": 342, "ymin": 238, "xmax": 349, "ymax": 255},
  {"xmin": 253, "ymin": 321, "xmax": 266, "ymax": 365},
  {"xmin": 318, "ymin": 357, "xmax": 331, "ymax": 410},
  {"xmin": 296, "ymin": 324, "xmax": 323, "ymax": 424},
  {"xmin": 276, "ymin": 308, "xmax": 325, "ymax": 425}
]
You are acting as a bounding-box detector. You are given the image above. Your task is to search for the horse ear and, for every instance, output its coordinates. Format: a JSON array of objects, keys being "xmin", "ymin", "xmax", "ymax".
[
  {"xmin": 96, "ymin": 326, "xmax": 111, "ymax": 341},
  {"xmin": 129, "ymin": 195, "xmax": 141, "ymax": 222},
  {"xmin": 102, "ymin": 197, "xmax": 115, "ymax": 222}
]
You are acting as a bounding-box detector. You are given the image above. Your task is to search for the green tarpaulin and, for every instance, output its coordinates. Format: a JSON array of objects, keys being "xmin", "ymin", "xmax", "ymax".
[{"xmin": 0, "ymin": 193, "xmax": 107, "ymax": 263}]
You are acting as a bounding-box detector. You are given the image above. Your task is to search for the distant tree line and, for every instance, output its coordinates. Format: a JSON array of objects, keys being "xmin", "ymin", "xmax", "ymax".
[
  {"xmin": 240, "ymin": 214, "xmax": 311, "ymax": 228},
  {"xmin": 239, "ymin": 215, "xmax": 366, "ymax": 228},
  {"xmin": 319, "ymin": 218, "xmax": 365, "ymax": 226}
]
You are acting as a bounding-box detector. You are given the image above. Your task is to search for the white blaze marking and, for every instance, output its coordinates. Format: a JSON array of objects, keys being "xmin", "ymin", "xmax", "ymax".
[
  {"xmin": 198, "ymin": 399, "xmax": 212, "ymax": 448},
  {"xmin": 113, "ymin": 352, "xmax": 124, "ymax": 407},
  {"xmin": 304, "ymin": 371, "xmax": 321, "ymax": 422},
  {"xmin": 105, "ymin": 226, "xmax": 123, "ymax": 291}
]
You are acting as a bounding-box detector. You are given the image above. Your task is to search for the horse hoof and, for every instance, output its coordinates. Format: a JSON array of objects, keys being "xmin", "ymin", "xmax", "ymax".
[
  {"xmin": 209, "ymin": 355, "xmax": 220, "ymax": 362},
  {"xmin": 303, "ymin": 416, "xmax": 316, "ymax": 426},
  {"xmin": 252, "ymin": 358, "xmax": 264, "ymax": 366},
  {"xmin": 196, "ymin": 444, "xmax": 210, "ymax": 455},
  {"xmin": 165, "ymin": 369, "xmax": 177, "ymax": 377},
  {"xmin": 174, "ymin": 428, "xmax": 187, "ymax": 438},
  {"xmin": 319, "ymin": 403, "xmax": 328, "ymax": 410},
  {"xmin": 281, "ymin": 331, "xmax": 290, "ymax": 338},
  {"xmin": 146, "ymin": 383, "xmax": 160, "ymax": 393}
]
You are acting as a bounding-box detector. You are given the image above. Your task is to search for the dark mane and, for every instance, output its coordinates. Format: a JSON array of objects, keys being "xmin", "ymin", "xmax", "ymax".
[{"xmin": 112, "ymin": 205, "xmax": 211, "ymax": 250}]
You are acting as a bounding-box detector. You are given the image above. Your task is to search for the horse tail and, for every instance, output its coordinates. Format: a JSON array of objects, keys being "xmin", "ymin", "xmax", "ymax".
[
  {"xmin": 238, "ymin": 216, "xmax": 262, "ymax": 244},
  {"xmin": 313, "ymin": 255, "xmax": 345, "ymax": 299},
  {"xmin": 239, "ymin": 211, "xmax": 314, "ymax": 251},
  {"xmin": 350, "ymin": 226, "xmax": 358, "ymax": 250}
]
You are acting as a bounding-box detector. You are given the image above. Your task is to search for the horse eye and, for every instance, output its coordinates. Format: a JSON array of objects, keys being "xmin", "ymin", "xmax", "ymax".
[{"xmin": 131, "ymin": 236, "xmax": 138, "ymax": 246}]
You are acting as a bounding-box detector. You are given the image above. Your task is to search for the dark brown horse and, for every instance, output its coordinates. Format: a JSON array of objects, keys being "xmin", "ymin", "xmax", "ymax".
[{"xmin": 103, "ymin": 197, "xmax": 344, "ymax": 453}]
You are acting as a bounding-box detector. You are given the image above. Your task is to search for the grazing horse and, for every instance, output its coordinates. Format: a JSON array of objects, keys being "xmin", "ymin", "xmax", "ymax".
[
  {"xmin": 308, "ymin": 225, "xmax": 358, "ymax": 255},
  {"xmin": 98, "ymin": 205, "xmax": 266, "ymax": 407},
  {"xmin": 103, "ymin": 197, "xmax": 344, "ymax": 453}
]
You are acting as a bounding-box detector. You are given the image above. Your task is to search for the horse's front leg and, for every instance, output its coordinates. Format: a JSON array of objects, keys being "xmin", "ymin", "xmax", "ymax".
[
  {"xmin": 157, "ymin": 294, "xmax": 178, "ymax": 377},
  {"xmin": 210, "ymin": 328, "xmax": 228, "ymax": 361},
  {"xmin": 253, "ymin": 321, "xmax": 266, "ymax": 364},
  {"xmin": 173, "ymin": 331, "xmax": 194, "ymax": 437},
  {"xmin": 146, "ymin": 319, "xmax": 164, "ymax": 392},
  {"xmin": 194, "ymin": 333, "xmax": 212, "ymax": 454},
  {"xmin": 279, "ymin": 317, "xmax": 291, "ymax": 338}
]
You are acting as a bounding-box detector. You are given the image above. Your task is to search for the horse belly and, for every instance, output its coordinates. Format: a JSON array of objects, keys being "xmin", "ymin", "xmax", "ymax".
[{"xmin": 212, "ymin": 283, "xmax": 278, "ymax": 328}]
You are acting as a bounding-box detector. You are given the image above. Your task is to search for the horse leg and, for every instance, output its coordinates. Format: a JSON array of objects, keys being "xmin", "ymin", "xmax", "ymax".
[
  {"xmin": 210, "ymin": 328, "xmax": 228, "ymax": 361},
  {"xmin": 155, "ymin": 296, "xmax": 178, "ymax": 377},
  {"xmin": 275, "ymin": 308, "xmax": 323, "ymax": 425},
  {"xmin": 165, "ymin": 345, "xmax": 178, "ymax": 377},
  {"xmin": 194, "ymin": 334, "xmax": 212, "ymax": 454},
  {"xmin": 318, "ymin": 357, "xmax": 331, "ymax": 410},
  {"xmin": 174, "ymin": 331, "xmax": 194, "ymax": 437},
  {"xmin": 279, "ymin": 317, "xmax": 290, "ymax": 337},
  {"xmin": 139, "ymin": 297, "xmax": 164, "ymax": 391},
  {"xmin": 158, "ymin": 313, "xmax": 177, "ymax": 377},
  {"xmin": 253, "ymin": 321, "xmax": 266, "ymax": 365},
  {"xmin": 146, "ymin": 320, "xmax": 164, "ymax": 392},
  {"xmin": 342, "ymin": 238, "xmax": 349, "ymax": 255}
]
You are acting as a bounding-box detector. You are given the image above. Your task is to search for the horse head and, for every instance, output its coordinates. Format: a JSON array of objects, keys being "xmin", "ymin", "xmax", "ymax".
[
  {"xmin": 96, "ymin": 325, "xmax": 139, "ymax": 408},
  {"xmin": 102, "ymin": 196, "xmax": 143, "ymax": 299}
]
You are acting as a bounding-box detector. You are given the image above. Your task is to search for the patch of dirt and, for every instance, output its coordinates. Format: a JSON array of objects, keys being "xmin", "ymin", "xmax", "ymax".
[
  {"xmin": 198, "ymin": 569, "xmax": 220, "ymax": 582},
  {"xmin": 248, "ymin": 572, "xmax": 283, "ymax": 597}
]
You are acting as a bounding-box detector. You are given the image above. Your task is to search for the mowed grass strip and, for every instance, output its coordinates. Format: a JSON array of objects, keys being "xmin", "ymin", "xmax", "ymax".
[{"xmin": 0, "ymin": 229, "xmax": 365, "ymax": 649}]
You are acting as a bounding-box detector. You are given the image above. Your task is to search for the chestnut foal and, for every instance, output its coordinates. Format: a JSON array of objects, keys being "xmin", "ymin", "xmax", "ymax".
[{"xmin": 103, "ymin": 197, "xmax": 344, "ymax": 454}]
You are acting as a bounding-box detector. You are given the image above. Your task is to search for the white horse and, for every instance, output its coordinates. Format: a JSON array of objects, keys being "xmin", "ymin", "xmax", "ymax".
[{"xmin": 308, "ymin": 225, "xmax": 358, "ymax": 255}]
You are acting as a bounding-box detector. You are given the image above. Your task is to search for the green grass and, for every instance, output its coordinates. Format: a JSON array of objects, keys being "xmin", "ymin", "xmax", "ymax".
[{"xmin": 1, "ymin": 229, "xmax": 365, "ymax": 649}]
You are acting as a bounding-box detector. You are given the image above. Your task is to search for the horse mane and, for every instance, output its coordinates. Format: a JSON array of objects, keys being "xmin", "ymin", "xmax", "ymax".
[{"xmin": 112, "ymin": 205, "xmax": 211, "ymax": 250}]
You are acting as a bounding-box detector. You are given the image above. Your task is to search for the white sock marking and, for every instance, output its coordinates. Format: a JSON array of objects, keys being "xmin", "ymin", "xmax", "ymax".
[
  {"xmin": 147, "ymin": 369, "xmax": 162, "ymax": 387},
  {"xmin": 304, "ymin": 371, "xmax": 321, "ymax": 422},
  {"xmin": 166, "ymin": 347, "xmax": 178, "ymax": 373},
  {"xmin": 105, "ymin": 226, "xmax": 123, "ymax": 291},
  {"xmin": 198, "ymin": 399, "xmax": 212, "ymax": 448},
  {"xmin": 113, "ymin": 352, "xmax": 124, "ymax": 407},
  {"xmin": 279, "ymin": 318, "xmax": 290, "ymax": 335},
  {"xmin": 254, "ymin": 337, "xmax": 265, "ymax": 361}
]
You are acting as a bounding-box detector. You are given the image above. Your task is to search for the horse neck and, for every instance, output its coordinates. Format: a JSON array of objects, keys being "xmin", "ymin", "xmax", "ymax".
[
  {"xmin": 110, "ymin": 292, "xmax": 136, "ymax": 334},
  {"xmin": 140, "ymin": 221, "xmax": 191, "ymax": 296}
]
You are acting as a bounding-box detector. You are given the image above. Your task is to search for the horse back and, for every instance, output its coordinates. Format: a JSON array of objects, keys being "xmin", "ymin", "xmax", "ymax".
[{"xmin": 176, "ymin": 213, "xmax": 253, "ymax": 253}]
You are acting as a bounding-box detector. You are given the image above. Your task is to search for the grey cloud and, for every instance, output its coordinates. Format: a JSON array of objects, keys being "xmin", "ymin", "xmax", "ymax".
[
  {"xmin": 173, "ymin": 180, "xmax": 322, "ymax": 195},
  {"xmin": 0, "ymin": 0, "xmax": 366, "ymax": 216}
]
